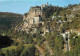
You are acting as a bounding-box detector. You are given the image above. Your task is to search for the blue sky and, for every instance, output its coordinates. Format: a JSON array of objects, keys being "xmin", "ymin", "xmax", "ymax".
[{"xmin": 0, "ymin": 0, "xmax": 80, "ymax": 14}]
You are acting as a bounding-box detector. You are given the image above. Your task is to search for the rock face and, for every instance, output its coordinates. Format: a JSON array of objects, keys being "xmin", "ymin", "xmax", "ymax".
[
  {"xmin": 23, "ymin": 6, "xmax": 42, "ymax": 29},
  {"xmin": 22, "ymin": 3, "xmax": 49, "ymax": 31},
  {"xmin": 73, "ymin": 5, "xmax": 80, "ymax": 12},
  {"xmin": 24, "ymin": 6, "xmax": 42, "ymax": 20}
]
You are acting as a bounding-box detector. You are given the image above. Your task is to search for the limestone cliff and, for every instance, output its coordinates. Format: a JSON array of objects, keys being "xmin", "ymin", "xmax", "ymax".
[
  {"xmin": 24, "ymin": 6, "xmax": 42, "ymax": 21},
  {"xmin": 22, "ymin": 4, "xmax": 49, "ymax": 29}
]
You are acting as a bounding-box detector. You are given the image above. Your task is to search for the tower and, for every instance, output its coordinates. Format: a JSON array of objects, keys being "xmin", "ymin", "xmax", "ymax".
[{"xmin": 47, "ymin": 2, "xmax": 49, "ymax": 6}]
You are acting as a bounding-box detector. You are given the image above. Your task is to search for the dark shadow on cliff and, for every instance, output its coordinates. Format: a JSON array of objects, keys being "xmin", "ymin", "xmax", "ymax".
[{"xmin": 0, "ymin": 35, "xmax": 13, "ymax": 49}]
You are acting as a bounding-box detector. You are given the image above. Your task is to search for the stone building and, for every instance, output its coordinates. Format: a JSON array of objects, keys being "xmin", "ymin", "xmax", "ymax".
[
  {"xmin": 22, "ymin": 3, "xmax": 49, "ymax": 33},
  {"xmin": 41, "ymin": 2, "xmax": 49, "ymax": 10},
  {"xmin": 61, "ymin": 29, "xmax": 80, "ymax": 52},
  {"xmin": 73, "ymin": 5, "xmax": 80, "ymax": 12},
  {"xmin": 23, "ymin": 6, "xmax": 43, "ymax": 28},
  {"xmin": 24, "ymin": 6, "xmax": 42, "ymax": 21}
]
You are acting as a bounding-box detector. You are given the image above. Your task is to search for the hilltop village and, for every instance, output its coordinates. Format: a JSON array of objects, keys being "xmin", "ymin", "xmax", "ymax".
[
  {"xmin": 17, "ymin": 3, "xmax": 52, "ymax": 34},
  {"xmin": 0, "ymin": 3, "xmax": 80, "ymax": 56},
  {"xmin": 15, "ymin": 3, "xmax": 80, "ymax": 53}
]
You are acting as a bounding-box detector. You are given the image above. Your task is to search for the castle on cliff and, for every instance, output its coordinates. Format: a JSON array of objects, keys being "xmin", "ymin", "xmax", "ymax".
[{"xmin": 22, "ymin": 3, "xmax": 49, "ymax": 31}]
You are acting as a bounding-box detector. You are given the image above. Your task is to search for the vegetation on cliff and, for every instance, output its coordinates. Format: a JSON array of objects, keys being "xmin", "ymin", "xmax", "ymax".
[{"xmin": 0, "ymin": 4, "xmax": 80, "ymax": 56}]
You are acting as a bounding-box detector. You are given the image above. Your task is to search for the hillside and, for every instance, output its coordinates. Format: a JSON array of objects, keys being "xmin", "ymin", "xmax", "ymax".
[
  {"xmin": 0, "ymin": 4, "xmax": 80, "ymax": 56},
  {"xmin": 0, "ymin": 12, "xmax": 23, "ymax": 31},
  {"xmin": 42, "ymin": 6, "xmax": 64, "ymax": 18}
]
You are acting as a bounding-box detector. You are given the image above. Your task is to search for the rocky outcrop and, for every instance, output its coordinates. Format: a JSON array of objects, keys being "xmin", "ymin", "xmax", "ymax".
[{"xmin": 22, "ymin": 3, "xmax": 49, "ymax": 32}]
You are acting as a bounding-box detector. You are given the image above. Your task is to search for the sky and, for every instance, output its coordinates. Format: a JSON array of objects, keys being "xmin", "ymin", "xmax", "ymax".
[{"xmin": 0, "ymin": 0, "xmax": 80, "ymax": 14}]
